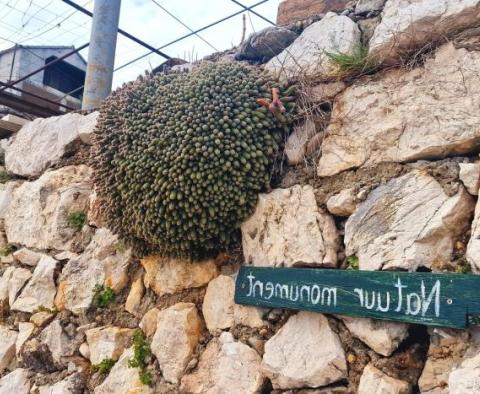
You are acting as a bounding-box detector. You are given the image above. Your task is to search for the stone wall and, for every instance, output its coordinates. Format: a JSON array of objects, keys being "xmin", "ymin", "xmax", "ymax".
[{"xmin": 1, "ymin": 0, "xmax": 480, "ymax": 393}]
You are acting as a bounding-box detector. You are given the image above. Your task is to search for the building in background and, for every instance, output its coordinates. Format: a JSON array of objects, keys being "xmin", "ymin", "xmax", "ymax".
[{"xmin": 0, "ymin": 45, "xmax": 86, "ymax": 117}]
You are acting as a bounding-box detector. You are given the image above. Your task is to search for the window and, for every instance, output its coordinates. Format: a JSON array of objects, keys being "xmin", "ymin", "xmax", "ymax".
[{"xmin": 42, "ymin": 56, "xmax": 85, "ymax": 99}]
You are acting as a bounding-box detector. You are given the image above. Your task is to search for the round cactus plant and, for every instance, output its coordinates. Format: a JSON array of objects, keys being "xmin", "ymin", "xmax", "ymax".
[{"xmin": 91, "ymin": 62, "xmax": 295, "ymax": 259}]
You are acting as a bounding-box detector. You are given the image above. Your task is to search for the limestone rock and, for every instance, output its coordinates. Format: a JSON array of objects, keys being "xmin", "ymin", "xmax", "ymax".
[
  {"xmin": 262, "ymin": 312, "xmax": 347, "ymax": 389},
  {"xmin": 369, "ymin": 0, "xmax": 480, "ymax": 64},
  {"xmin": 449, "ymin": 352, "xmax": 480, "ymax": 393},
  {"xmin": 419, "ymin": 328, "xmax": 470, "ymax": 393},
  {"xmin": 358, "ymin": 364, "xmax": 411, "ymax": 394},
  {"xmin": 17, "ymin": 338, "xmax": 56, "ymax": 373},
  {"xmin": 0, "ymin": 181, "xmax": 21, "ymax": 220},
  {"xmin": 467, "ymin": 194, "xmax": 480, "ymax": 272},
  {"xmin": 345, "ymin": 171, "xmax": 474, "ymax": 271},
  {"xmin": 125, "ymin": 270, "xmax": 144, "ymax": 316},
  {"xmin": 459, "ymin": 162, "xmax": 480, "ymax": 195},
  {"xmin": 0, "ymin": 267, "xmax": 14, "ymax": 304},
  {"xmin": 140, "ymin": 308, "xmax": 159, "ymax": 338},
  {"xmin": 202, "ymin": 275, "xmax": 264, "ymax": 333},
  {"xmin": 309, "ymin": 81, "xmax": 347, "ymax": 103},
  {"xmin": 340, "ymin": 316, "xmax": 409, "ymax": 356},
  {"xmin": 4, "ymin": 112, "xmax": 97, "ymax": 177},
  {"xmin": 12, "ymin": 248, "xmax": 45, "ymax": 266},
  {"xmin": 30, "ymin": 311, "xmax": 54, "ymax": 328},
  {"xmin": 236, "ymin": 26, "xmax": 298, "ymax": 62},
  {"xmin": 285, "ymin": 120, "xmax": 317, "ymax": 165},
  {"xmin": 265, "ymin": 12, "xmax": 361, "ymax": 80},
  {"xmin": 16, "ymin": 322, "xmax": 34, "ymax": 356},
  {"xmin": 141, "ymin": 255, "xmax": 218, "ymax": 297},
  {"xmin": 242, "ymin": 185, "xmax": 339, "ymax": 268},
  {"xmin": 39, "ymin": 320, "xmax": 76, "ymax": 365},
  {"xmin": 78, "ymin": 111, "xmax": 99, "ymax": 145},
  {"xmin": 86, "ymin": 326, "xmax": 134, "ymax": 364},
  {"xmin": 181, "ymin": 333, "xmax": 265, "ymax": 394},
  {"xmin": 38, "ymin": 372, "xmax": 85, "ymax": 394},
  {"xmin": 0, "ymin": 326, "xmax": 17, "ymax": 372},
  {"xmin": 4, "ymin": 165, "xmax": 92, "ymax": 251},
  {"xmin": 0, "ymin": 368, "xmax": 30, "ymax": 394},
  {"xmin": 326, "ymin": 188, "xmax": 358, "ymax": 216},
  {"xmin": 355, "ymin": 0, "xmax": 385, "ymax": 14},
  {"xmin": 276, "ymin": 0, "xmax": 352, "ymax": 26},
  {"xmin": 318, "ymin": 44, "xmax": 480, "ymax": 177},
  {"xmin": 94, "ymin": 347, "xmax": 152, "ymax": 394},
  {"xmin": 54, "ymin": 252, "xmax": 105, "ymax": 315},
  {"xmin": 12, "ymin": 255, "xmax": 58, "ymax": 313},
  {"xmin": 8, "ymin": 268, "xmax": 31, "ymax": 307},
  {"xmin": 151, "ymin": 302, "xmax": 203, "ymax": 384}
]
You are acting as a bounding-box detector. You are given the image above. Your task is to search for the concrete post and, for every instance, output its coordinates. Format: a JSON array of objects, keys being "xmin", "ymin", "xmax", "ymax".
[{"xmin": 82, "ymin": 0, "xmax": 121, "ymax": 110}]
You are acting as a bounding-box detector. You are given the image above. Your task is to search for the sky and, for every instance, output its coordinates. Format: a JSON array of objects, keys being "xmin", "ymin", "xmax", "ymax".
[{"xmin": 0, "ymin": 0, "xmax": 281, "ymax": 88}]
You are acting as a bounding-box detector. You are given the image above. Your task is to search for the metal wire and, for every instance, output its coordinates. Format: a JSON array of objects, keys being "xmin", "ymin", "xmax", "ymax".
[
  {"xmin": 229, "ymin": 0, "xmax": 276, "ymax": 26},
  {"xmin": 149, "ymin": 0, "xmax": 219, "ymax": 52}
]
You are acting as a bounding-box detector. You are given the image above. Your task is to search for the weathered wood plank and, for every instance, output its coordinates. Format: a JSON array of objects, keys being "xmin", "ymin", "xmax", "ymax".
[
  {"xmin": 235, "ymin": 267, "xmax": 480, "ymax": 328},
  {"xmin": 0, "ymin": 119, "xmax": 22, "ymax": 136},
  {"xmin": 276, "ymin": 0, "xmax": 351, "ymax": 26}
]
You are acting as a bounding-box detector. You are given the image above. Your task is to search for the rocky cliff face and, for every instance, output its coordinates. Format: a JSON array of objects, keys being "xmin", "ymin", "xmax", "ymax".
[{"xmin": 1, "ymin": 0, "xmax": 480, "ymax": 393}]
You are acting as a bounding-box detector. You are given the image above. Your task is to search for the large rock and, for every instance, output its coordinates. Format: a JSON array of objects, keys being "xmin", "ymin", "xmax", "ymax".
[
  {"xmin": 277, "ymin": 0, "xmax": 352, "ymax": 25},
  {"xmin": 449, "ymin": 352, "xmax": 480, "ymax": 393},
  {"xmin": 38, "ymin": 319, "xmax": 77, "ymax": 365},
  {"xmin": 181, "ymin": 332, "xmax": 265, "ymax": 394},
  {"xmin": 369, "ymin": 0, "xmax": 480, "ymax": 64},
  {"xmin": 340, "ymin": 316, "xmax": 409, "ymax": 356},
  {"xmin": 0, "ymin": 368, "xmax": 30, "ymax": 394},
  {"xmin": 38, "ymin": 373, "xmax": 84, "ymax": 394},
  {"xmin": 7, "ymin": 268, "xmax": 31, "ymax": 307},
  {"xmin": 12, "ymin": 248, "xmax": 45, "ymax": 267},
  {"xmin": 141, "ymin": 255, "xmax": 218, "ymax": 297},
  {"xmin": 284, "ymin": 120, "xmax": 317, "ymax": 165},
  {"xmin": 0, "ymin": 181, "xmax": 21, "ymax": 220},
  {"xmin": 151, "ymin": 303, "xmax": 203, "ymax": 384},
  {"xmin": 419, "ymin": 328, "xmax": 470, "ymax": 394},
  {"xmin": 202, "ymin": 275, "xmax": 264, "ymax": 333},
  {"xmin": 0, "ymin": 326, "xmax": 18, "ymax": 372},
  {"xmin": 55, "ymin": 228, "xmax": 131, "ymax": 314},
  {"xmin": 94, "ymin": 347, "xmax": 152, "ymax": 394},
  {"xmin": 16, "ymin": 322, "xmax": 34, "ymax": 356},
  {"xmin": 459, "ymin": 162, "xmax": 480, "ymax": 195},
  {"xmin": 4, "ymin": 112, "xmax": 98, "ymax": 177},
  {"xmin": 358, "ymin": 363, "xmax": 411, "ymax": 394},
  {"xmin": 86, "ymin": 326, "xmax": 134, "ymax": 364},
  {"xmin": 345, "ymin": 170, "xmax": 474, "ymax": 271},
  {"xmin": 12, "ymin": 255, "xmax": 58, "ymax": 313},
  {"xmin": 467, "ymin": 194, "xmax": 480, "ymax": 272},
  {"xmin": 318, "ymin": 44, "xmax": 480, "ymax": 177},
  {"xmin": 262, "ymin": 312, "xmax": 347, "ymax": 389},
  {"xmin": 242, "ymin": 185, "xmax": 339, "ymax": 267},
  {"xmin": 265, "ymin": 12, "xmax": 361, "ymax": 80},
  {"xmin": 355, "ymin": 0, "xmax": 385, "ymax": 14},
  {"xmin": 4, "ymin": 165, "xmax": 92, "ymax": 251},
  {"xmin": 55, "ymin": 252, "xmax": 105, "ymax": 315},
  {"xmin": 236, "ymin": 26, "xmax": 298, "ymax": 62}
]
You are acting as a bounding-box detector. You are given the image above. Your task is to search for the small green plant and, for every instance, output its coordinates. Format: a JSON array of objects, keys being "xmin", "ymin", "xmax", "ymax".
[
  {"xmin": 92, "ymin": 284, "xmax": 115, "ymax": 308},
  {"xmin": 0, "ymin": 243, "xmax": 15, "ymax": 257},
  {"xmin": 91, "ymin": 358, "xmax": 116, "ymax": 374},
  {"xmin": 114, "ymin": 241, "xmax": 128, "ymax": 253},
  {"xmin": 346, "ymin": 255, "xmax": 359, "ymax": 270},
  {"xmin": 455, "ymin": 257, "xmax": 472, "ymax": 274},
  {"xmin": 128, "ymin": 329, "xmax": 153, "ymax": 386},
  {"xmin": 326, "ymin": 45, "xmax": 379, "ymax": 78},
  {"xmin": 0, "ymin": 170, "xmax": 11, "ymax": 183},
  {"xmin": 35, "ymin": 305, "xmax": 58, "ymax": 314},
  {"xmin": 67, "ymin": 211, "xmax": 86, "ymax": 231}
]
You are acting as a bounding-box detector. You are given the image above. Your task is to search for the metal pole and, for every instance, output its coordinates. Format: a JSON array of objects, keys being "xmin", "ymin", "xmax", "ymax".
[{"xmin": 82, "ymin": 0, "xmax": 121, "ymax": 110}]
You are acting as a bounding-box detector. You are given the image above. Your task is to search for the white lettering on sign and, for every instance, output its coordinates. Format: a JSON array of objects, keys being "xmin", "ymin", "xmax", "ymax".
[
  {"xmin": 244, "ymin": 273, "xmax": 441, "ymax": 317},
  {"xmin": 246, "ymin": 273, "xmax": 337, "ymax": 306}
]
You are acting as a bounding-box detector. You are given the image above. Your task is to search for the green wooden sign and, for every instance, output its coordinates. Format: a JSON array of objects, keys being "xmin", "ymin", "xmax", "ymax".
[{"xmin": 234, "ymin": 267, "xmax": 480, "ymax": 328}]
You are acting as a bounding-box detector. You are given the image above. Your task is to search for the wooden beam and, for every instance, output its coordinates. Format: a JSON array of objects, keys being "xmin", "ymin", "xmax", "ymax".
[{"xmin": 0, "ymin": 119, "xmax": 22, "ymax": 136}]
